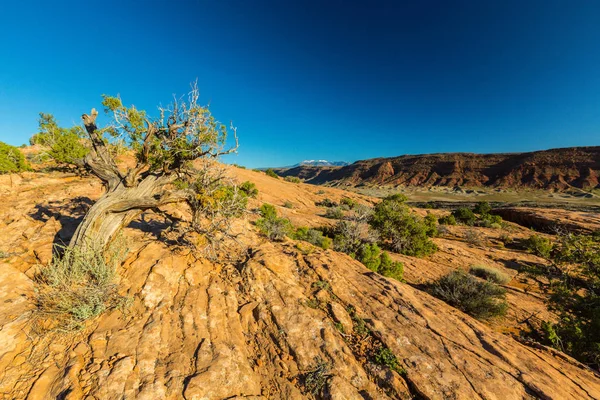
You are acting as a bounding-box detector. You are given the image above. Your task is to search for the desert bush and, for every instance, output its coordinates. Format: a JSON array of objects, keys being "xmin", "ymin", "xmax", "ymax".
[
  {"xmin": 369, "ymin": 195, "xmax": 437, "ymax": 257},
  {"xmin": 358, "ymin": 243, "xmax": 382, "ymax": 271},
  {"xmin": 340, "ymin": 197, "xmax": 357, "ymax": 209},
  {"xmin": 378, "ymin": 252, "xmax": 404, "ymax": 281},
  {"xmin": 452, "ymin": 207, "xmax": 476, "ymax": 225},
  {"xmin": 538, "ymin": 232, "xmax": 600, "ymax": 368},
  {"xmin": 239, "ymin": 181, "xmax": 258, "ymax": 198},
  {"xmin": 324, "ymin": 207, "xmax": 344, "ymax": 219},
  {"xmin": 283, "ymin": 201, "xmax": 294, "ymax": 209},
  {"xmin": 524, "ymin": 234, "xmax": 553, "ymax": 259},
  {"xmin": 476, "ymin": 213, "xmax": 503, "ymax": 228},
  {"xmin": 35, "ymin": 239, "xmax": 129, "ymax": 330},
  {"xmin": 31, "ymin": 113, "xmax": 89, "ymax": 166},
  {"xmin": 438, "ymin": 214, "xmax": 457, "ymax": 225},
  {"xmin": 469, "ymin": 265, "xmax": 510, "ymax": 284},
  {"xmin": 0, "ymin": 141, "xmax": 30, "ymax": 173},
  {"xmin": 315, "ymin": 198, "xmax": 338, "ymax": 207},
  {"xmin": 293, "ymin": 227, "xmax": 331, "ymax": 250},
  {"xmin": 265, "ymin": 168, "xmax": 279, "ymax": 178},
  {"xmin": 316, "ymin": 189, "xmax": 326, "ymax": 195},
  {"xmin": 256, "ymin": 203, "xmax": 292, "ymax": 241},
  {"xmin": 474, "ymin": 201, "xmax": 492, "ymax": 215},
  {"xmin": 424, "ymin": 213, "xmax": 438, "ymax": 237},
  {"xmin": 284, "ymin": 176, "xmax": 302, "ymax": 183},
  {"xmin": 429, "ymin": 270, "xmax": 508, "ymax": 319},
  {"xmin": 357, "ymin": 243, "xmax": 404, "ymax": 281},
  {"xmin": 464, "ymin": 228, "xmax": 482, "ymax": 246},
  {"xmin": 374, "ymin": 347, "xmax": 405, "ymax": 374}
]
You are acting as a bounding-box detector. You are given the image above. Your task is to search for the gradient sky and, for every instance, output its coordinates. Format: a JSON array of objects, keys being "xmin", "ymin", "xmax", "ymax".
[{"xmin": 1, "ymin": 0, "xmax": 599, "ymax": 167}]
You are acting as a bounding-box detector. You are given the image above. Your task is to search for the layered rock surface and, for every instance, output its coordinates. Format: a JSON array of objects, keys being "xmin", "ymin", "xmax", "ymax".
[{"xmin": 0, "ymin": 170, "xmax": 599, "ymax": 399}]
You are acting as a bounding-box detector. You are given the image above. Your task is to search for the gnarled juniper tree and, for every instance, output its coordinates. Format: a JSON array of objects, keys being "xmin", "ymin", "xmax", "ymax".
[{"xmin": 39, "ymin": 83, "xmax": 246, "ymax": 257}]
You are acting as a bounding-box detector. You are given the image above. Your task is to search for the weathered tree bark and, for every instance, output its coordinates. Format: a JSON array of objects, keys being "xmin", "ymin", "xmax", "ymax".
[
  {"xmin": 68, "ymin": 109, "xmax": 190, "ymax": 250},
  {"xmin": 68, "ymin": 173, "xmax": 190, "ymax": 249}
]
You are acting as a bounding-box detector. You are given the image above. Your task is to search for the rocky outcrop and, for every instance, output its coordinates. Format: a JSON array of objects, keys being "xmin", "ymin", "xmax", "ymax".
[
  {"xmin": 1, "ymin": 169, "xmax": 600, "ymax": 399},
  {"xmin": 277, "ymin": 146, "xmax": 600, "ymax": 190},
  {"xmin": 494, "ymin": 207, "xmax": 600, "ymax": 234}
]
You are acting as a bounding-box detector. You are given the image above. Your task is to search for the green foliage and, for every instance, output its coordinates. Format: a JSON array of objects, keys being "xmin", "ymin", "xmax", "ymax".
[
  {"xmin": 35, "ymin": 239, "xmax": 130, "ymax": 330},
  {"xmin": 429, "ymin": 270, "xmax": 508, "ymax": 319},
  {"xmin": 284, "ymin": 176, "xmax": 302, "ymax": 183},
  {"xmin": 256, "ymin": 204, "xmax": 292, "ymax": 241},
  {"xmin": 464, "ymin": 228, "xmax": 482, "ymax": 246},
  {"xmin": 293, "ymin": 227, "xmax": 331, "ymax": 249},
  {"xmin": 469, "ymin": 265, "xmax": 510, "ymax": 284},
  {"xmin": 0, "ymin": 141, "xmax": 30, "ymax": 173},
  {"xmin": 374, "ymin": 347, "xmax": 405, "ymax": 375},
  {"xmin": 378, "ymin": 252, "xmax": 404, "ymax": 281},
  {"xmin": 324, "ymin": 207, "xmax": 344, "ymax": 219},
  {"xmin": 315, "ymin": 198, "xmax": 338, "ymax": 207},
  {"xmin": 239, "ymin": 181, "xmax": 258, "ymax": 198},
  {"xmin": 452, "ymin": 207, "xmax": 476, "ymax": 225},
  {"xmin": 358, "ymin": 243, "xmax": 382, "ymax": 271},
  {"xmin": 424, "ymin": 213, "xmax": 438, "ymax": 237},
  {"xmin": 476, "ymin": 213, "xmax": 503, "ymax": 228},
  {"xmin": 474, "ymin": 201, "xmax": 492, "ymax": 215},
  {"xmin": 265, "ymin": 168, "xmax": 279, "ymax": 178},
  {"xmin": 283, "ymin": 201, "xmax": 294, "ymax": 208},
  {"xmin": 31, "ymin": 113, "xmax": 89, "ymax": 165},
  {"xmin": 538, "ymin": 232, "xmax": 600, "ymax": 368},
  {"xmin": 438, "ymin": 214, "xmax": 457, "ymax": 225},
  {"xmin": 340, "ymin": 197, "xmax": 357, "ymax": 209},
  {"xmin": 369, "ymin": 195, "xmax": 437, "ymax": 257},
  {"xmin": 357, "ymin": 244, "xmax": 404, "ymax": 281},
  {"xmin": 302, "ymin": 359, "xmax": 330, "ymax": 396},
  {"xmin": 524, "ymin": 234, "xmax": 553, "ymax": 259}
]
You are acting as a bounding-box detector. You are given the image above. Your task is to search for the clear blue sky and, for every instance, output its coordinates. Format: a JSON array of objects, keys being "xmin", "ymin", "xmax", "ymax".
[{"xmin": 1, "ymin": 0, "xmax": 599, "ymax": 168}]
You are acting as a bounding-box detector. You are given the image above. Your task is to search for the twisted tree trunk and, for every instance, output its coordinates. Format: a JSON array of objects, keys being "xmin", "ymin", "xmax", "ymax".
[{"xmin": 68, "ymin": 110, "xmax": 188, "ymax": 250}]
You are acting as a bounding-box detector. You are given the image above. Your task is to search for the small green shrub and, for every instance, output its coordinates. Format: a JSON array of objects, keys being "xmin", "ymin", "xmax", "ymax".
[
  {"xmin": 293, "ymin": 227, "xmax": 331, "ymax": 249},
  {"xmin": 239, "ymin": 181, "xmax": 258, "ymax": 198},
  {"xmin": 284, "ymin": 176, "xmax": 302, "ymax": 183},
  {"xmin": 429, "ymin": 270, "xmax": 508, "ymax": 319},
  {"xmin": 464, "ymin": 228, "xmax": 482, "ymax": 246},
  {"xmin": 303, "ymin": 359, "xmax": 330, "ymax": 396},
  {"xmin": 358, "ymin": 243, "xmax": 382, "ymax": 271},
  {"xmin": 265, "ymin": 168, "xmax": 279, "ymax": 178},
  {"xmin": 315, "ymin": 198, "xmax": 338, "ymax": 207},
  {"xmin": 324, "ymin": 207, "xmax": 344, "ymax": 219},
  {"xmin": 374, "ymin": 347, "xmax": 405, "ymax": 375},
  {"xmin": 469, "ymin": 265, "xmax": 510, "ymax": 284},
  {"xmin": 452, "ymin": 207, "xmax": 476, "ymax": 225},
  {"xmin": 340, "ymin": 197, "xmax": 357, "ymax": 209},
  {"xmin": 283, "ymin": 201, "xmax": 294, "ymax": 208},
  {"xmin": 0, "ymin": 141, "xmax": 30, "ymax": 173},
  {"xmin": 524, "ymin": 234, "xmax": 553, "ymax": 259},
  {"xmin": 31, "ymin": 113, "xmax": 89, "ymax": 166},
  {"xmin": 438, "ymin": 214, "xmax": 457, "ymax": 225},
  {"xmin": 256, "ymin": 204, "xmax": 292, "ymax": 241},
  {"xmin": 424, "ymin": 213, "xmax": 438, "ymax": 237},
  {"xmin": 474, "ymin": 201, "xmax": 492, "ymax": 215},
  {"xmin": 370, "ymin": 195, "xmax": 437, "ymax": 257},
  {"xmin": 35, "ymin": 240, "xmax": 129, "ymax": 330},
  {"xmin": 378, "ymin": 252, "xmax": 404, "ymax": 281},
  {"xmin": 358, "ymin": 244, "xmax": 403, "ymax": 281}
]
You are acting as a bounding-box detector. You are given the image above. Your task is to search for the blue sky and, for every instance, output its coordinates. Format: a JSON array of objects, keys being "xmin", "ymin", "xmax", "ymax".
[{"xmin": 1, "ymin": 0, "xmax": 599, "ymax": 168}]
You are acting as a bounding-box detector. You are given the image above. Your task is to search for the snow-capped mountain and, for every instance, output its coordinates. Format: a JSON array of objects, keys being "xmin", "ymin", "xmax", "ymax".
[{"xmin": 292, "ymin": 160, "xmax": 349, "ymax": 167}]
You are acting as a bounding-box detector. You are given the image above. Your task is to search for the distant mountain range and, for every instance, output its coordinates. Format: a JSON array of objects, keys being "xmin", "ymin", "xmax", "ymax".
[
  {"xmin": 274, "ymin": 147, "xmax": 600, "ymax": 191},
  {"xmin": 291, "ymin": 160, "xmax": 349, "ymax": 167}
]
